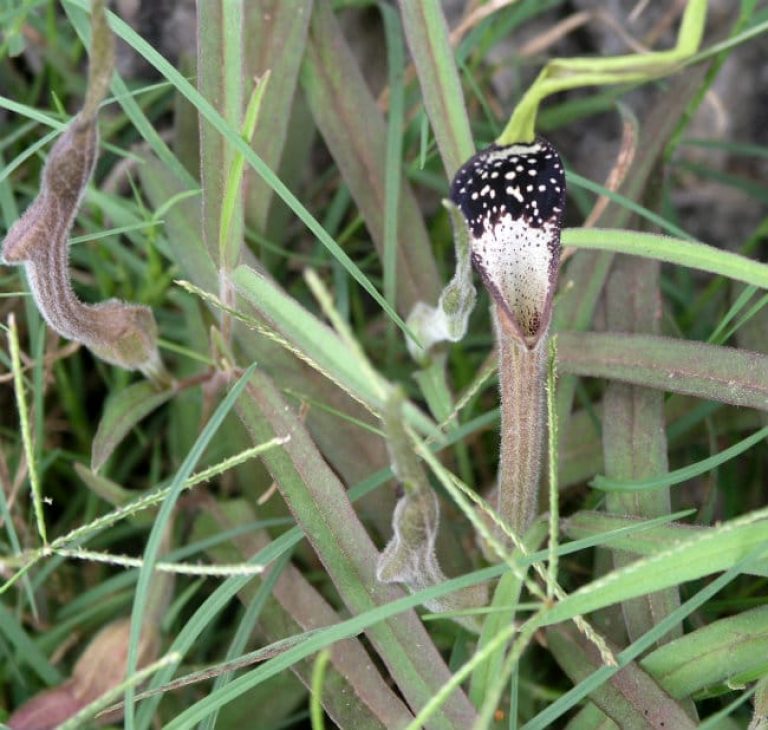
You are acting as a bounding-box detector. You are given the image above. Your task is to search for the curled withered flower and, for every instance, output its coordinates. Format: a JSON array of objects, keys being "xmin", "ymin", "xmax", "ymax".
[
  {"xmin": 450, "ymin": 137, "xmax": 566, "ymax": 349},
  {"xmin": 376, "ymin": 388, "xmax": 487, "ymax": 630},
  {"xmin": 377, "ymin": 485, "xmax": 441, "ymax": 590},
  {"xmin": 405, "ymin": 199, "xmax": 477, "ymax": 362},
  {"xmin": 0, "ymin": 0, "xmax": 169, "ymax": 386},
  {"xmin": 377, "ymin": 487, "xmax": 486, "ymax": 633}
]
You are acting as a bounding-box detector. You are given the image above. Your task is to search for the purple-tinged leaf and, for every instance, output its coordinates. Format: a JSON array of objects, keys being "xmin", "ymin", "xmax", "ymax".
[
  {"xmin": 557, "ymin": 332, "xmax": 768, "ymax": 411},
  {"xmin": 245, "ymin": 0, "xmax": 313, "ymax": 232},
  {"xmin": 561, "ymin": 511, "xmax": 768, "ymax": 578},
  {"xmin": 603, "ymin": 254, "xmax": 684, "ymax": 651},
  {"xmin": 547, "ymin": 623, "xmax": 697, "ymax": 730}
]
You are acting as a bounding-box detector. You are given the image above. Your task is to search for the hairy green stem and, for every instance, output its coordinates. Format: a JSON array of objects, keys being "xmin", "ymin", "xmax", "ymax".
[{"xmin": 496, "ymin": 305, "xmax": 548, "ymax": 538}]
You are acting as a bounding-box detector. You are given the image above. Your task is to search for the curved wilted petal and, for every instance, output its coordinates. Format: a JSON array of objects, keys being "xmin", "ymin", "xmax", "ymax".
[
  {"xmin": 377, "ymin": 488, "xmax": 440, "ymax": 587},
  {"xmin": 0, "ymin": 0, "xmax": 168, "ymax": 386}
]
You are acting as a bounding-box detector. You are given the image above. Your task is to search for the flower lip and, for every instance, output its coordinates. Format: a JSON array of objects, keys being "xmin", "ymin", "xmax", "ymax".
[{"xmin": 449, "ymin": 137, "xmax": 566, "ymax": 348}]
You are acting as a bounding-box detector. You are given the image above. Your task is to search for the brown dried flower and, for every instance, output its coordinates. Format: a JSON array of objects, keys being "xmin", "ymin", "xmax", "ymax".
[{"xmin": 0, "ymin": 0, "xmax": 169, "ymax": 386}]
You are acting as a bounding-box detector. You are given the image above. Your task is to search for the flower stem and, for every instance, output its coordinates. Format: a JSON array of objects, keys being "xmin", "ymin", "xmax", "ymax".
[{"xmin": 496, "ymin": 304, "xmax": 549, "ymax": 539}]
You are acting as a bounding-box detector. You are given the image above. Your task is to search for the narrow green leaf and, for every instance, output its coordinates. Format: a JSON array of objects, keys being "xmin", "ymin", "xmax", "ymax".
[
  {"xmin": 547, "ymin": 623, "xmax": 696, "ymax": 729},
  {"xmin": 722, "ymin": 290, "xmax": 768, "ymax": 345},
  {"xmin": 469, "ymin": 523, "xmax": 548, "ymax": 708},
  {"xmin": 557, "ymin": 332, "xmax": 768, "ymax": 412},
  {"xmin": 194, "ymin": 502, "xmax": 414, "ymax": 729},
  {"xmin": 200, "ymin": 548, "xmax": 292, "ymax": 730},
  {"xmin": 566, "ymin": 175, "xmax": 694, "ymax": 241},
  {"xmin": 8, "ymin": 314, "xmax": 46, "ymax": 545},
  {"xmin": 0, "ymin": 374, "xmax": 38, "ymax": 612},
  {"xmin": 244, "ymin": 0, "xmax": 313, "ymax": 232},
  {"xmin": 0, "ymin": 602, "xmax": 62, "ymax": 685},
  {"xmin": 143, "ymin": 511, "xmax": 699, "ymax": 727},
  {"xmin": 398, "ymin": 0, "xmax": 474, "ymax": 177},
  {"xmin": 310, "ymin": 649, "xmax": 332, "ymax": 730},
  {"xmin": 563, "ymin": 227, "xmax": 768, "ymax": 290},
  {"xmin": 539, "ymin": 512, "xmax": 768, "ymax": 627},
  {"xmin": 593, "ymin": 424, "xmax": 768, "ymax": 492},
  {"xmin": 301, "ymin": 0, "xmax": 440, "ymax": 315},
  {"xmin": 682, "ymin": 136, "xmax": 768, "ymax": 159},
  {"xmin": 708, "ymin": 283, "xmax": 757, "ymax": 345},
  {"xmin": 219, "ymin": 71, "xmax": 270, "ymax": 271},
  {"xmin": 91, "ymin": 382, "xmax": 174, "ymax": 472},
  {"xmin": 561, "ymin": 511, "xmax": 768, "ymax": 577},
  {"xmin": 124, "ymin": 365, "xmax": 259, "ymax": 728},
  {"xmin": 134, "ymin": 536, "xmax": 300, "ymax": 727},
  {"xmin": 685, "ymin": 15, "xmax": 768, "ymax": 65}
]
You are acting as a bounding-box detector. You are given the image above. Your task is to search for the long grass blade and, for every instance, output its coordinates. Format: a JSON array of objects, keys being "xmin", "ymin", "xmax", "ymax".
[
  {"xmin": 123, "ymin": 364, "xmax": 258, "ymax": 728},
  {"xmin": 563, "ymin": 227, "xmax": 768, "ymax": 290},
  {"xmin": 301, "ymin": 0, "xmax": 440, "ymax": 315},
  {"xmin": 557, "ymin": 332, "xmax": 768, "ymax": 411},
  {"xmin": 398, "ymin": 0, "xmax": 474, "ymax": 177},
  {"xmin": 244, "ymin": 0, "xmax": 313, "ymax": 232}
]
